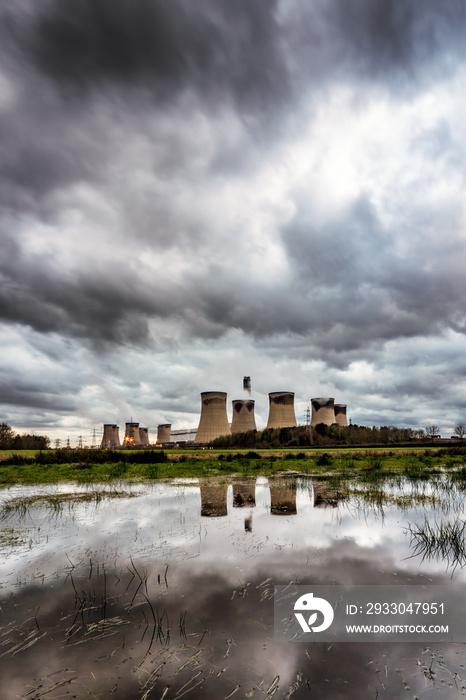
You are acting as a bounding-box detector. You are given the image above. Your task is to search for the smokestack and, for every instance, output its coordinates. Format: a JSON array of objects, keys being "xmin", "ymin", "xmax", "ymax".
[
  {"xmin": 124, "ymin": 422, "xmax": 141, "ymax": 447},
  {"xmin": 101, "ymin": 424, "xmax": 120, "ymax": 449},
  {"xmin": 334, "ymin": 404, "xmax": 348, "ymax": 426},
  {"xmin": 139, "ymin": 427, "xmax": 149, "ymax": 446},
  {"xmin": 266, "ymin": 392, "xmax": 297, "ymax": 429},
  {"xmin": 311, "ymin": 398, "xmax": 335, "ymax": 427},
  {"xmin": 243, "ymin": 376, "xmax": 251, "ymax": 395},
  {"xmin": 231, "ymin": 399, "xmax": 256, "ymax": 433},
  {"xmin": 195, "ymin": 391, "xmax": 231, "ymax": 443},
  {"xmin": 157, "ymin": 424, "xmax": 171, "ymax": 443}
]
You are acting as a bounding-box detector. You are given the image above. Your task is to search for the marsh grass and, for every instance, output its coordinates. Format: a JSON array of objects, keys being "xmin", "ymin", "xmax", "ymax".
[
  {"xmin": 0, "ymin": 489, "xmax": 139, "ymax": 518},
  {"xmin": 406, "ymin": 518, "xmax": 466, "ymax": 570}
]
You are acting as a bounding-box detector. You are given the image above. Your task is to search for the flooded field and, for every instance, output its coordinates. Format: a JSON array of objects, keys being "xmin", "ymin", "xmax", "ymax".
[{"xmin": 1, "ymin": 474, "xmax": 466, "ymax": 699}]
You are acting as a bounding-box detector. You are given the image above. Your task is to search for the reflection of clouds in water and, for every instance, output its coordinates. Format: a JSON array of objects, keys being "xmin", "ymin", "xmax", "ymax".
[
  {"xmin": 1, "ymin": 538, "xmax": 464, "ymax": 699},
  {"xmin": 1, "ymin": 478, "xmax": 466, "ymax": 698},
  {"xmin": 2, "ymin": 478, "xmax": 466, "ymax": 587}
]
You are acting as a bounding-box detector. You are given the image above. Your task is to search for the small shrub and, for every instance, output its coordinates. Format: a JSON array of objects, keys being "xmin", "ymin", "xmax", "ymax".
[{"xmin": 316, "ymin": 453, "xmax": 333, "ymax": 467}]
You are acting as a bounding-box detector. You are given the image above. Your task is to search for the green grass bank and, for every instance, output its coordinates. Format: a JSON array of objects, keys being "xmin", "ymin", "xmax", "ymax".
[{"xmin": 0, "ymin": 447, "xmax": 465, "ymax": 485}]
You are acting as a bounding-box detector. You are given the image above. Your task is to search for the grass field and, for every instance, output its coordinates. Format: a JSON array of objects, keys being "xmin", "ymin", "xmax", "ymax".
[{"xmin": 0, "ymin": 446, "xmax": 464, "ymax": 484}]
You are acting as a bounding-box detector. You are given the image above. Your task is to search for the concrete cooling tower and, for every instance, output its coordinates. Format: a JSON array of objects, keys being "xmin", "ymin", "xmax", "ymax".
[
  {"xmin": 139, "ymin": 427, "xmax": 149, "ymax": 446},
  {"xmin": 101, "ymin": 424, "xmax": 120, "ymax": 449},
  {"xmin": 157, "ymin": 424, "xmax": 171, "ymax": 443},
  {"xmin": 266, "ymin": 392, "xmax": 297, "ymax": 429},
  {"xmin": 334, "ymin": 404, "xmax": 348, "ymax": 426},
  {"xmin": 195, "ymin": 391, "xmax": 231, "ymax": 443},
  {"xmin": 311, "ymin": 398, "xmax": 335, "ymax": 427},
  {"xmin": 231, "ymin": 400, "xmax": 256, "ymax": 433},
  {"xmin": 124, "ymin": 422, "xmax": 141, "ymax": 446}
]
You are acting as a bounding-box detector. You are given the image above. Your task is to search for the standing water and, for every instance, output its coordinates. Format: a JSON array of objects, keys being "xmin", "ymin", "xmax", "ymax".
[{"xmin": 0, "ymin": 474, "xmax": 465, "ymax": 699}]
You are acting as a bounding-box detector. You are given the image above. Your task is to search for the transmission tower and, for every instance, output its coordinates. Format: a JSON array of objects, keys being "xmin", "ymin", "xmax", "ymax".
[{"xmin": 77, "ymin": 435, "xmax": 83, "ymax": 449}]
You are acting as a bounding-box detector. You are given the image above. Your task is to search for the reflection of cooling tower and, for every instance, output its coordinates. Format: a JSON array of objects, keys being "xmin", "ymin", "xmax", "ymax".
[
  {"xmin": 313, "ymin": 480, "xmax": 347, "ymax": 508},
  {"xmin": 101, "ymin": 424, "xmax": 120, "ymax": 449},
  {"xmin": 231, "ymin": 400, "xmax": 256, "ymax": 433},
  {"xmin": 334, "ymin": 404, "xmax": 348, "ymax": 426},
  {"xmin": 200, "ymin": 484, "xmax": 228, "ymax": 516},
  {"xmin": 269, "ymin": 480, "xmax": 297, "ymax": 515},
  {"xmin": 157, "ymin": 424, "xmax": 171, "ymax": 443},
  {"xmin": 139, "ymin": 427, "xmax": 149, "ymax": 446},
  {"xmin": 195, "ymin": 392, "xmax": 231, "ymax": 443},
  {"xmin": 311, "ymin": 398, "xmax": 335, "ymax": 426},
  {"xmin": 124, "ymin": 422, "xmax": 141, "ymax": 446},
  {"xmin": 232, "ymin": 477, "xmax": 256, "ymax": 507},
  {"xmin": 266, "ymin": 392, "xmax": 297, "ymax": 429}
]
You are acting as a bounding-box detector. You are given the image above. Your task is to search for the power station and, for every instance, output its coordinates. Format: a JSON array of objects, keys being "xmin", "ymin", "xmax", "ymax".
[{"xmin": 100, "ymin": 379, "xmax": 348, "ymax": 447}]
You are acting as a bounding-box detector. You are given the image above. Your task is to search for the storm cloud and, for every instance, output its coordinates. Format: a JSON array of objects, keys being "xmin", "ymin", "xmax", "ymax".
[{"xmin": 1, "ymin": 0, "xmax": 466, "ymax": 439}]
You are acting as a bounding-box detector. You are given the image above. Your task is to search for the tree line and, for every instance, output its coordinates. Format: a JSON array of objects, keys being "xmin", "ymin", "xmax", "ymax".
[
  {"xmin": 0, "ymin": 422, "xmax": 50, "ymax": 450},
  {"xmin": 210, "ymin": 423, "xmax": 466, "ymax": 449}
]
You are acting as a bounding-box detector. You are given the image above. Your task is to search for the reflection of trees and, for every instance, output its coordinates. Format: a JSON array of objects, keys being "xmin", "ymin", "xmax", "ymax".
[
  {"xmin": 269, "ymin": 479, "xmax": 297, "ymax": 515},
  {"xmin": 200, "ymin": 484, "xmax": 228, "ymax": 516},
  {"xmin": 232, "ymin": 478, "xmax": 256, "ymax": 508}
]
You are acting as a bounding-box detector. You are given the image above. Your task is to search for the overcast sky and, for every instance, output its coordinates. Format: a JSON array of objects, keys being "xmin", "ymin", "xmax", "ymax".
[{"xmin": 1, "ymin": 0, "xmax": 466, "ymax": 443}]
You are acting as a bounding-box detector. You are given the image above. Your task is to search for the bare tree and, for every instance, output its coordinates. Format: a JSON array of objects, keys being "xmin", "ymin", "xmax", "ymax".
[
  {"xmin": 425, "ymin": 425, "xmax": 440, "ymax": 442},
  {"xmin": 453, "ymin": 424, "xmax": 466, "ymax": 442}
]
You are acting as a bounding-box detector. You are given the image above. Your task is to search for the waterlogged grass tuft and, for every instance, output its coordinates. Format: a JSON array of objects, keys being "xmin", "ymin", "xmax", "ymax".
[
  {"xmin": 1, "ymin": 488, "xmax": 140, "ymax": 518},
  {"xmin": 406, "ymin": 518, "xmax": 466, "ymax": 571}
]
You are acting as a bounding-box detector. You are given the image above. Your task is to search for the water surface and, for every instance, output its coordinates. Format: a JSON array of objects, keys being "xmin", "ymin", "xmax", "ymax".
[{"xmin": 1, "ymin": 475, "xmax": 465, "ymax": 699}]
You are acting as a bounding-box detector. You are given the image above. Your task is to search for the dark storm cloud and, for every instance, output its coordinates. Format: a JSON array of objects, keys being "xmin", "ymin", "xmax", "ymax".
[
  {"xmin": 0, "ymin": 377, "xmax": 74, "ymax": 411},
  {"xmin": 3, "ymin": 0, "xmax": 290, "ymax": 116},
  {"xmin": 1, "ymin": 0, "xmax": 466, "ymax": 432},
  {"xmin": 284, "ymin": 0, "xmax": 466, "ymax": 90}
]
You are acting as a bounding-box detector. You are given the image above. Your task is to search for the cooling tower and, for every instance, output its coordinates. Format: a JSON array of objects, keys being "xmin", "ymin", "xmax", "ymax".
[
  {"xmin": 195, "ymin": 391, "xmax": 231, "ymax": 443},
  {"xmin": 232, "ymin": 477, "xmax": 256, "ymax": 507},
  {"xmin": 200, "ymin": 484, "xmax": 228, "ymax": 516},
  {"xmin": 157, "ymin": 424, "xmax": 171, "ymax": 443},
  {"xmin": 139, "ymin": 427, "xmax": 149, "ymax": 446},
  {"xmin": 266, "ymin": 392, "xmax": 297, "ymax": 429},
  {"xmin": 124, "ymin": 422, "xmax": 141, "ymax": 446},
  {"xmin": 231, "ymin": 400, "xmax": 257, "ymax": 433},
  {"xmin": 101, "ymin": 424, "xmax": 120, "ymax": 449},
  {"xmin": 311, "ymin": 398, "xmax": 335, "ymax": 426},
  {"xmin": 269, "ymin": 479, "xmax": 297, "ymax": 515},
  {"xmin": 334, "ymin": 404, "xmax": 348, "ymax": 426}
]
